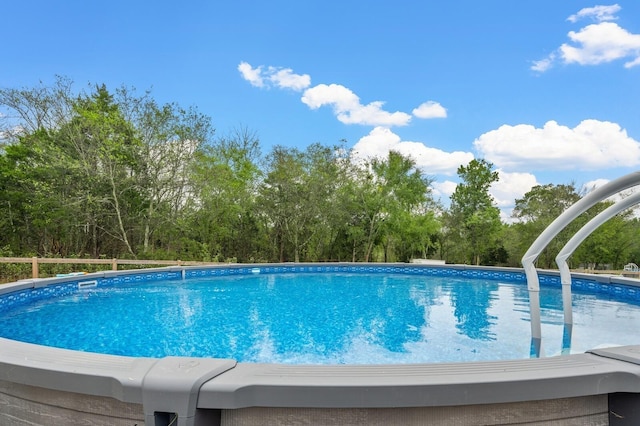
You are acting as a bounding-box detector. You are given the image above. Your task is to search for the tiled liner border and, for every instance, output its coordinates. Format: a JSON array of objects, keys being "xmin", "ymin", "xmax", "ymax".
[
  {"xmin": 0, "ymin": 270, "xmax": 181, "ymax": 312},
  {"xmin": 2, "ymin": 264, "xmax": 640, "ymax": 312}
]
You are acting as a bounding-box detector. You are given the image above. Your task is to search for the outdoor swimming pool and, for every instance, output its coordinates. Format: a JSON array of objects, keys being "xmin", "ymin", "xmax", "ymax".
[
  {"xmin": 2, "ymin": 269, "xmax": 640, "ymax": 364},
  {"xmin": 2, "ymin": 264, "xmax": 640, "ymax": 426}
]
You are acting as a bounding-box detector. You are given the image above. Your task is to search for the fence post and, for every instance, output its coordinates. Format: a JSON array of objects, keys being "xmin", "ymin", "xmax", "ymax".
[
  {"xmin": 112, "ymin": 258, "xmax": 118, "ymax": 271},
  {"xmin": 32, "ymin": 257, "xmax": 39, "ymax": 279}
]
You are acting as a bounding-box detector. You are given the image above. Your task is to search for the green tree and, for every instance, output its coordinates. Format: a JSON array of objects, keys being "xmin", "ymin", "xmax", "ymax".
[
  {"xmin": 298, "ymin": 143, "xmax": 352, "ymax": 261},
  {"xmin": 387, "ymin": 208, "xmax": 441, "ymax": 262},
  {"xmin": 0, "ymin": 77, "xmax": 79, "ymax": 254},
  {"xmin": 345, "ymin": 151, "xmax": 436, "ymax": 262},
  {"xmin": 118, "ymin": 88, "xmax": 214, "ymax": 255},
  {"xmin": 0, "ymin": 85, "xmax": 141, "ymax": 257},
  {"xmin": 511, "ymin": 183, "xmax": 581, "ymax": 268},
  {"xmin": 258, "ymin": 143, "xmax": 348, "ymax": 262},
  {"xmin": 0, "ymin": 76, "xmax": 74, "ymax": 144},
  {"xmin": 446, "ymin": 159, "xmax": 502, "ymax": 265},
  {"xmin": 0, "ymin": 129, "xmax": 77, "ymax": 255},
  {"xmin": 63, "ymin": 85, "xmax": 143, "ymax": 256},
  {"xmin": 570, "ymin": 200, "xmax": 638, "ymax": 270},
  {"xmin": 623, "ymin": 218, "xmax": 640, "ymax": 267},
  {"xmin": 188, "ymin": 127, "xmax": 263, "ymax": 262}
]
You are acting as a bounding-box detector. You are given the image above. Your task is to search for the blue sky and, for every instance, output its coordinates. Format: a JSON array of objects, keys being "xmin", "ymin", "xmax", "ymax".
[{"xmin": 2, "ymin": 1, "xmax": 640, "ymax": 218}]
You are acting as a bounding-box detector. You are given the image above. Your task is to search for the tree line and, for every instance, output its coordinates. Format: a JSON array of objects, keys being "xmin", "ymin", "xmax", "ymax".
[{"xmin": 1, "ymin": 78, "xmax": 639, "ymax": 269}]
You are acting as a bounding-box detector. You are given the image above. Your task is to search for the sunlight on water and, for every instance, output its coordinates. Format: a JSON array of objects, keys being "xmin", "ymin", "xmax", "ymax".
[{"xmin": 1, "ymin": 272, "xmax": 640, "ymax": 364}]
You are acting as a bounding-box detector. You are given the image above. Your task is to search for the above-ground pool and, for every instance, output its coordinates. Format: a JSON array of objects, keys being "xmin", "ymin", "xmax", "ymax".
[
  {"xmin": 2, "ymin": 263, "xmax": 640, "ymax": 426},
  {"xmin": 2, "ymin": 268, "xmax": 640, "ymax": 364}
]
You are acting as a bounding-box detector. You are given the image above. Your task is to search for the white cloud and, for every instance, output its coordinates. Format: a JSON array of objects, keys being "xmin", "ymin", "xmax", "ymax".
[
  {"xmin": 300, "ymin": 83, "xmax": 358, "ymax": 110},
  {"xmin": 474, "ymin": 119, "xmax": 640, "ymax": 171},
  {"xmin": 432, "ymin": 180, "xmax": 458, "ymax": 200},
  {"xmin": 412, "ymin": 101, "xmax": 447, "ymax": 119},
  {"xmin": 560, "ymin": 22, "xmax": 640, "ymax": 67},
  {"xmin": 491, "ymin": 170, "xmax": 538, "ymax": 209},
  {"xmin": 625, "ymin": 56, "xmax": 640, "ymax": 68},
  {"xmin": 530, "ymin": 54, "xmax": 555, "ymax": 73},
  {"xmin": 238, "ymin": 62, "xmax": 265, "ymax": 87},
  {"xmin": 268, "ymin": 66, "xmax": 311, "ymax": 91},
  {"xmin": 532, "ymin": 5, "xmax": 640, "ymax": 71},
  {"xmin": 348, "ymin": 127, "xmax": 539, "ymax": 220},
  {"xmin": 567, "ymin": 4, "xmax": 621, "ymax": 23},
  {"xmin": 238, "ymin": 62, "xmax": 311, "ymax": 91},
  {"xmin": 351, "ymin": 127, "xmax": 474, "ymax": 175},
  {"xmin": 490, "ymin": 170, "xmax": 539, "ymax": 222},
  {"xmin": 302, "ymin": 84, "xmax": 412, "ymax": 127},
  {"xmin": 240, "ymin": 62, "xmax": 449, "ymax": 127},
  {"xmin": 582, "ymin": 178, "xmax": 610, "ymax": 193}
]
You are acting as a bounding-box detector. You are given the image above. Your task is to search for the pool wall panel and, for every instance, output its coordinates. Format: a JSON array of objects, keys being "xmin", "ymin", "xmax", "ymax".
[
  {"xmin": 0, "ymin": 379, "xmax": 144, "ymax": 426},
  {"xmin": 219, "ymin": 396, "xmax": 608, "ymax": 426}
]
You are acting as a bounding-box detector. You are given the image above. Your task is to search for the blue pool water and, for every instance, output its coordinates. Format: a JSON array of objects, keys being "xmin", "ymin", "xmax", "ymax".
[{"xmin": 1, "ymin": 272, "xmax": 640, "ymax": 364}]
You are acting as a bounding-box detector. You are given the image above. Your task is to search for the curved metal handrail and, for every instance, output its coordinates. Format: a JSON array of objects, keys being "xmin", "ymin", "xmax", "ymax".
[
  {"xmin": 554, "ymin": 191, "xmax": 640, "ymax": 354},
  {"xmin": 556, "ymin": 191, "xmax": 640, "ymax": 324},
  {"xmin": 521, "ymin": 171, "xmax": 640, "ymax": 356}
]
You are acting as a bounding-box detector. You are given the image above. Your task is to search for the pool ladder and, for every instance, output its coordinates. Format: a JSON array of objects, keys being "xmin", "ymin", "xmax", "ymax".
[{"xmin": 522, "ymin": 171, "xmax": 640, "ymax": 357}]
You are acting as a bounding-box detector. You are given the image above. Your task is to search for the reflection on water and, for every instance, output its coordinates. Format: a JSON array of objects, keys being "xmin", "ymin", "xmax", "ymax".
[
  {"xmin": 2, "ymin": 273, "xmax": 640, "ymax": 363},
  {"xmin": 448, "ymin": 280, "xmax": 498, "ymax": 341},
  {"xmin": 197, "ymin": 274, "xmax": 517, "ymax": 363}
]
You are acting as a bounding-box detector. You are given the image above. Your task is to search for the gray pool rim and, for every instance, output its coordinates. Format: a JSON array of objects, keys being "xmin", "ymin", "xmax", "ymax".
[{"xmin": 2, "ymin": 263, "xmax": 640, "ymax": 425}]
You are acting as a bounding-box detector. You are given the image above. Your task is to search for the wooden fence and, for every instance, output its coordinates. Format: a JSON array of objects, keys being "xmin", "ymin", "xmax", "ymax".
[
  {"xmin": 1, "ymin": 257, "xmax": 637, "ymax": 281},
  {"xmin": 0, "ymin": 257, "xmax": 215, "ymax": 279},
  {"xmin": 573, "ymin": 268, "xmax": 640, "ymax": 279}
]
